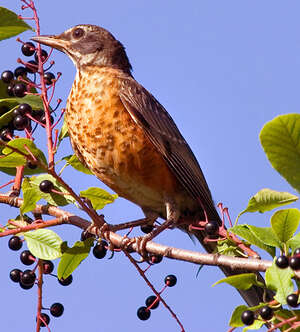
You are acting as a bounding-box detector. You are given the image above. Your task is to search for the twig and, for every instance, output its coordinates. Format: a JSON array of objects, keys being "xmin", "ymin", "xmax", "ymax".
[
  {"xmin": 123, "ymin": 249, "xmax": 186, "ymax": 332},
  {"xmin": 36, "ymin": 259, "xmax": 43, "ymax": 332}
]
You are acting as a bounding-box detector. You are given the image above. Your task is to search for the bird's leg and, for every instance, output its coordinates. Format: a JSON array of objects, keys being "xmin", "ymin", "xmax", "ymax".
[
  {"xmin": 111, "ymin": 210, "xmax": 158, "ymax": 233},
  {"xmin": 119, "ymin": 211, "xmax": 158, "ymax": 250},
  {"xmin": 135, "ymin": 198, "xmax": 180, "ymax": 258}
]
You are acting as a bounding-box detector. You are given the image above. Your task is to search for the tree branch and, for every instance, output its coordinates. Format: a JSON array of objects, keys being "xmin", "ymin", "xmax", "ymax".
[{"xmin": 0, "ymin": 194, "xmax": 272, "ymax": 273}]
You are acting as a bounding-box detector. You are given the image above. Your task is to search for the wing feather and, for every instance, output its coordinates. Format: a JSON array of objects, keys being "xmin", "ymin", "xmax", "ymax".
[{"xmin": 119, "ymin": 77, "xmax": 220, "ymax": 221}]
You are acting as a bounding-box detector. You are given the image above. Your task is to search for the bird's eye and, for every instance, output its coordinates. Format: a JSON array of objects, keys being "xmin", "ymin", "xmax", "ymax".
[{"xmin": 72, "ymin": 28, "xmax": 84, "ymax": 39}]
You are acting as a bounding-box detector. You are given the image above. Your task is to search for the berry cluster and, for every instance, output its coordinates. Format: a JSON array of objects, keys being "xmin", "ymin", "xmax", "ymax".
[
  {"xmin": 275, "ymin": 248, "xmax": 300, "ymax": 271},
  {"xmin": 241, "ymin": 305, "xmax": 274, "ymax": 326},
  {"xmin": 37, "ymin": 302, "xmax": 64, "ymax": 327},
  {"xmin": 0, "ymin": 42, "xmax": 56, "ymax": 142},
  {"xmin": 137, "ymin": 274, "xmax": 177, "ymax": 321},
  {"xmin": 241, "ymin": 248, "xmax": 300, "ymax": 326},
  {"xmin": 8, "ymin": 235, "xmax": 70, "ymax": 327}
]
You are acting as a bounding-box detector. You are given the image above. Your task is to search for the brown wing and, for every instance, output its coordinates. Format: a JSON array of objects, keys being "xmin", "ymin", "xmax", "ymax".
[{"xmin": 119, "ymin": 77, "xmax": 220, "ymax": 221}]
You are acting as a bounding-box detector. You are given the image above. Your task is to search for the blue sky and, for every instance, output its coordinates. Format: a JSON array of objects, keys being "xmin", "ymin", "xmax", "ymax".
[{"xmin": 1, "ymin": 1, "xmax": 300, "ymax": 331}]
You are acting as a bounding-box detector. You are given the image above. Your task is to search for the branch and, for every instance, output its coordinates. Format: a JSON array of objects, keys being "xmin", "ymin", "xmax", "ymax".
[{"xmin": 0, "ymin": 194, "xmax": 272, "ymax": 273}]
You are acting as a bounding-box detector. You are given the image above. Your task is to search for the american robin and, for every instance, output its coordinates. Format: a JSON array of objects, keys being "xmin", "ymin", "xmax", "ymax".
[{"xmin": 32, "ymin": 25, "xmax": 269, "ymax": 306}]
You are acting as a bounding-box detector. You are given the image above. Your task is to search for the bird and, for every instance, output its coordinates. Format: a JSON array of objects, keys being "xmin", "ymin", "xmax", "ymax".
[{"xmin": 32, "ymin": 25, "xmax": 270, "ymax": 306}]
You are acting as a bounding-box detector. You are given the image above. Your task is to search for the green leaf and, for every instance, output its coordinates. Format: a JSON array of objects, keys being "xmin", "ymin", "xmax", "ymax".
[
  {"xmin": 0, "ymin": 105, "xmax": 17, "ymax": 128},
  {"xmin": 229, "ymin": 225, "xmax": 276, "ymax": 257},
  {"xmin": 58, "ymin": 118, "xmax": 69, "ymax": 144},
  {"xmin": 0, "ymin": 7, "xmax": 33, "ymax": 41},
  {"xmin": 216, "ymin": 239, "xmax": 243, "ymax": 257},
  {"xmin": 287, "ymin": 232, "xmax": 300, "ymax": 253},
  {"xmin": 229, "ymin": 303, "xmax": 265, "ymax": 327},
  {"xmin": 265, "ymin": 260, "xmax": 294, "ymax": 304},
  {"xmin": 57, "ymin": 239, "xmax": 94, "ymax": 279},
  {"xmin": 20, "ymin": 177, "xmax": 42, "ymax": 214},
  {"xmin": 29, "ymin": 174, "xmax": 76, "ymax": 206},
  {"xmin": 24, "ymin": 229, "xmax": 63, "ymax": 260},
  {"xmin": 260, "ymin": 114, "xmax": 300, "ymax": 193},
  {"xmin": 236, "ymin": 189, "xmax": 298, "ymax": 223},
  {"xmin": 247, "ymin": 225, "xmax": 282, "ymax": 248},
  {"xmin": 80, "ymin": 187, "xmax": 117, "ymax": 210},
  {"xmin": 63, "ymin": 154, "xmax": 93, "ymax": 175},
  {"xmin": 242, "ymin": 319, "xmax": 264, "ymax": 332},
  {"xmin": 271, "ymin": 208, "xmax": 300, "ymax": 243},
  {"xmin": 212, "ymin": 273, "xmax": 264, "ymax": 290},
  {"xmin": 0, "ymin": 149, "xmax": 26, "ymax": 167},
  {"xmin": 0, "ymin": 138, "xmax": 47, "ymax": 168},
  {"xmin": 0, "ymin": 137, "xmax": 46, "ymax": 175}
]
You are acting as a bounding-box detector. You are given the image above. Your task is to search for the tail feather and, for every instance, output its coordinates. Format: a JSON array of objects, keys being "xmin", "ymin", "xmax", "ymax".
[{"xmin": 180, "ymin": 224, "xmax": 273, "ymax": 306}]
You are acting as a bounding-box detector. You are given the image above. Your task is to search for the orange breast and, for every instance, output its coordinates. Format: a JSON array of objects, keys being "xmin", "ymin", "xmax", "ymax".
[{"xmin": 66, "ymin": 66, "xmax": 183, "ymax": 215}]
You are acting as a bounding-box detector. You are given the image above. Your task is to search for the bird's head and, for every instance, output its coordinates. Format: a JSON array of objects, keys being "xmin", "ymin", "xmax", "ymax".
[{"xmin": 31, "ymin": 24, "xmax": 132, "ymax": 74}]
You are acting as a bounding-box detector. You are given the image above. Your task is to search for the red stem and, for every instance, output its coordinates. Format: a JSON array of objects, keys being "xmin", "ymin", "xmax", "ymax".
[
  {"xmin": 0, "ymin": 217, "xmax": 65, "ymax": 237},
  {"xmin": 123, "ymin": 250, "xmax": 186, "ymax": 332},
  {"xmin": 36, "ymin": 259, "xmax": 43, "ymax": 332},
  {"xmin": 30, "ymin": 1, "xmax": 54, "ymax": 169}
]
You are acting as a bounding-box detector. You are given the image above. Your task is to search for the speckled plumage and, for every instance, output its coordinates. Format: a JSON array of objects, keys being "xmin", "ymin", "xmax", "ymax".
[{"xmin": 66, "ymin": 66, "xmax": 193, "ymax": 218}]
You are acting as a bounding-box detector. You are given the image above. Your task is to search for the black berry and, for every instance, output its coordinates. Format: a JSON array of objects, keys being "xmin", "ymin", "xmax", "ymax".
[
  {"xmin": 26, "ymin": 60, "xmax": 38, "ymax": 73},
  {"xmin": 39, "ymin": 180, "xmax": 54, "ymax": 193},
  {"xmin": 13, "ymin": 115, "xmax": 30, "ymax": 130},
  {"xmin": 38, "ymin": 313, "xmax": 50, "ymax": 327},
  {"xmin": 40, "ymin": 114, "xmax": 54, "ymax": 125},
  {"xmin": 20, "ymin": 250, "xmax": 35, "ymax": 265},
  {"xmin": 12, "ymin": 108, "xmax": 21, "ymax": 117},
  {"xmin": 93, "ymin": 240, "xmax": 107, "ymax": 259},
  {"xmin": 286, "ymin": 293, "xmax": 299, "ymax": 307},
  {"xmin": 241, "ymin": 310, "xmax": 255, "ymax": 325},
  {"xmin": 10, "ymin": 268, "xmax": 22, "ymax": 282},
  {"xmin": 13, "ymin": 83, "xmax": 27, "ymax": 97},
  {"xmin": 1, "ymin": 70, "xmax": 14, "ymax": 83},
  {"xmin": 276, "ymin": 255, "xmax": 289, "ymax": 269},
  {"xmin": 18, "ymin": 103, "xmax": 32, "ymax": 115},
  {"xmin": 260, "ymin": 306, "xmax": 273, "ymax": 320},
  {"xmin": 35, "ymin": 49, "xmax": 48, "ymax": 63},
  {"xmin": 294, "ymin": 248, "xmax": 300, "ymax": 256},
  {"xmin": 164, "ymin": 274, "xmax": 177, "ymax": 287},
  {"xmin": 21, "ymin": 42, "xmax": 35, "ymax": 56},
  {"xmin": 205, "ymin": 220, "xmax": 219, "ymax": 235},
  {"xmin": 7, "ymin": 83, "xmax": 15, "ymax": 96},
  {"xmin": 43, "ymin": 260, "xmax": 54, "ymax": 274},
  {"xmin": 137, "ymin": 306, "xmax": 151, "ymax": 320},
  {"xmin": 8, "ymin": 236, "xmax": 23, "ymax": 251},
  {"xmin": 21, "ymin": 269, "xmax": 36, "ymax": 285},
  {"xmin": 14, "ymin": 66, "xmax": 27, "ymax": 78},
  {"xmin": 50, "ymin": 303, "xmax": 64, "ymax": 317},
  {"xmin": 0, "ymin": 127, "xmax": 13, "ymax": 141},
  {"xmin": 43, "ymin": 72, "xmax": 55, "ymax": 85},
  {"xmin": 289, "ymin": 256, "xmax": 300, "ymax": 270},
  {"xmin": 58, "ymin": 274, "xmax": 73, "ymax": 286},
  {"xmin": 149, "ymin": 253, "xmax": 163, "ymax": 264},
  {"xmin": 145, "ymin": 295, "xmax": 159, "ymax": 309},
  {"xmin": 19, "ymin": 280, "xmax": 34, "ymax": 289},
  {"xmin": 141, "ymin": 224, "xmax": 154, "ymax": 234}
]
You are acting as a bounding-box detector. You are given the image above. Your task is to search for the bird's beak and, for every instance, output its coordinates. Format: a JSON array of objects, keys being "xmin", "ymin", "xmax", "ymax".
[{"xmin": 31, "ymin": 35, "xmax": 69, "ymax": 52}]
